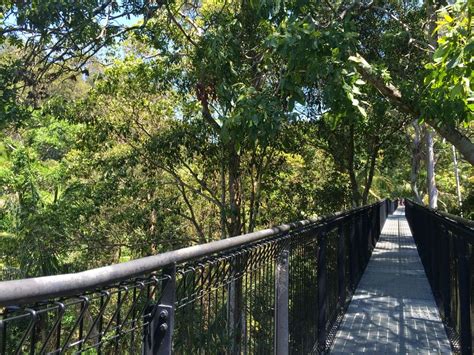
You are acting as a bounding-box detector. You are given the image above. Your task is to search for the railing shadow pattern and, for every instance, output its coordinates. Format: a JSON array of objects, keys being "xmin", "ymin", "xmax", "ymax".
[{"xmin": 0, "ymin": 200, "xmax": 397, "ymax": 354}]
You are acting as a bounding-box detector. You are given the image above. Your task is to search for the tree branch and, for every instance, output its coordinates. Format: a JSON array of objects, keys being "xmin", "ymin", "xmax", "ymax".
[
  {"xmin": 175, "ymin": 184, "xmax": 207, "ymax": 243},
  {"xmin": 166, "ymin": 4, "xmax": 197, "ymax": 47},
  {"xmin": 349, "ymin": 53, "xmax": 474, "ymax": 164}
]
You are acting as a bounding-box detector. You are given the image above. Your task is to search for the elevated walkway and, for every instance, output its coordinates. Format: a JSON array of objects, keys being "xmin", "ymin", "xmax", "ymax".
[{"xmin": 331, "ymin": 207, "xmax": 452, "ymax": 353}]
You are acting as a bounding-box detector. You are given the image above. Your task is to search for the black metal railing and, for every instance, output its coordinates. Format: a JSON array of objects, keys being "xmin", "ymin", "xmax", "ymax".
[
  {"xmin": 0, "ymin": 199, "xmax": 397, "ymax": 354},
  {"xmin": 405, "ymin": 199, "xmax": 474, "ymax": 355}
]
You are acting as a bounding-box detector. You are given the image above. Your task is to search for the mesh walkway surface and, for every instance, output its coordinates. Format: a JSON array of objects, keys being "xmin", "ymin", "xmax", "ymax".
[{"xmin": 331, "ymin": 207, "xmax": 452, "ymax": 354}]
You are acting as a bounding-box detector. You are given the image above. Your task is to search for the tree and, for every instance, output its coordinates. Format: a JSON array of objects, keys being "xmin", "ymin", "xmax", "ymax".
[
  {"xmin": 1, "ymin": 0, "xmax": 470, "ymax": 280},
  {"xmin": 269, "ymin": 0, "xmax": 474, "ymax": 164}
]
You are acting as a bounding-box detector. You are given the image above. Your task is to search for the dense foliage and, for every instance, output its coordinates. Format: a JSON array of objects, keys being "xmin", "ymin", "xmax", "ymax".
[{"xmin": 0, "ymin": 0, "xmax": 472, "ymax": 278}]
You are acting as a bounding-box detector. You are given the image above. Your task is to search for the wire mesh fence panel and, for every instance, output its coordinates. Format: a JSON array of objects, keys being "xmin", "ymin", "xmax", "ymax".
[
  {"xmin": 0, "ymin": 275, "xmax": 164, "ymax": 354},
  {"xmin": 325, "ymin": 225, "xmax": 340, "ymax": 330},
  {"xmin": 288, "ymin": 228, "xmax": 319, "ymax": 354},
  {"xmin": 173, "ymin": 236, "xmax": 283, "ymax": 354}
]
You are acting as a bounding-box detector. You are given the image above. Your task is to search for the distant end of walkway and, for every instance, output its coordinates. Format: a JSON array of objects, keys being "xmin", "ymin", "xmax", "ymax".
[{"xmin": 331, "ymin": 207, "xmax": 452, "ymax": 354}]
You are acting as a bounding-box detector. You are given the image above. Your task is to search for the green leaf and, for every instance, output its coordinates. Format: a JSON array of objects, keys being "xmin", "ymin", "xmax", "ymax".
[
  {"xmin": 348, "ymin": 55, "xmax": 362, "ymax": 64},
  {"xmin": 444, "ymin": 14, "xmax": 454, "ymax": 23},
  {"xmin": 450, "ymin": 83, "xmax": 463, "ymax": 98},
  {"xmin": 446, "ymin": 52, "xmax": 462, "ymax": 69},
  {"xmin": 352, "ymin": 86, "xmax": 362, "ymax": 95},
  {"xmin": 356, "ymin": 105, "xmax": 367, "ymax": 117},
  {"xmin": 433, "ymin": 45, "xmax": 449, "ymax": 64}
]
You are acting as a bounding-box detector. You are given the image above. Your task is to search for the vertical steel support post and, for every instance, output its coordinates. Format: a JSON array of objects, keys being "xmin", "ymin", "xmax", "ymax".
[
  {"xmin": 229, "ymin": 254, "xmax": 245, "ymax": 355},
  {"xmin": 317, "ymin": 227, "xmax": 328, "ymax": 351},
  {"xmin": 364, "ymin": 209, "xmax": 370, "ymax": 258},
  {"xmin": 370, "ymin": 207, "xmax": 376, "ymax": 249},
  {"xmin": 365, "ymin": 210, "xmax": 371, "ymax": 263},
  {"xmin": 378, "ymin": 202, "xmax": 383, "ymax": 238},
  {"xmin": 440, "ymin": 228, "xmax": 451, "ymax": 321},
  {"xmin": 378, "ymin": 203, "xmax": 383, "ymax": 238},
  {"xmin": 458, "ymin": 239, "xmax": 472, "ymax": 354},
  {"xmin": 383, "ymin": 201, "xmax": 387, "ymax": 223},
  {"xmin": 381, "ymin": 201, "xmax": 387, "ymax": 229},
  {"xmin": 425, "ymin": 215, "xmax": 434, "ymax": 281},
  {"xmin": 358, "ymin": 212, "xmax": 365, "ymax": 271},
  {"xmin": 274, "ymin": 246, "xmax": 289, "ymax": 355},
  {"xmin": 375, "ymin": 204, "xmax": 380, "ymax": 245},
  {"xmin": 423, "ymin": 211, "xmax": 430, "ymax": 266},
  {"xmin": 0, "ymin": 311, "xmax": 6, "ymax": 355},
  {"xmin": 430, "ymin": 221, "xmax": 440, "ymax": 295},
  {"xmin": 143, "ymin": 264, "xmax": 176, "ymax": 355},
  {"xmin": 381, "ymin": 202, "xmax": 384, "ymax": 233},
  {"xmin": 349, "ymin": 215, "xmax": 359, "ymax": 290},
  {"xmin": 337, "ymin": 223, "xmax": 346, "ymax": 305}
]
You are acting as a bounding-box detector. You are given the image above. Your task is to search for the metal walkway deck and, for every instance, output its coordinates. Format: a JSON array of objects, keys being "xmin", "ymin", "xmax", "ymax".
[{"xmin": 331, "ymin": 207, "xmax": 452, "ymax": 354}]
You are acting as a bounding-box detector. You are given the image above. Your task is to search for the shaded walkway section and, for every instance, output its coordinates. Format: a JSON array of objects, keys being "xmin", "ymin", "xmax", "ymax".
[{"xmin": 331, "ymin": 207, "xmax": 452, "ymax": 353}]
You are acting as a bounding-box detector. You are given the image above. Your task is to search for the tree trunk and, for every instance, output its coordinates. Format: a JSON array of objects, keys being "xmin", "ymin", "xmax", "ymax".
[
  {"xmin": 227, "ymin": 145, "xmax": 242, "ymax": 237},
  {"xmin": 148, "ymin": 192, "xmax": 157, "ymax": 254},
  {"xmin": 362, "ymin": 144, "xmax": 379, "ymax": 205},
  {"xmin": 348, "ymin": 123, "xmax": 362, "ymax": 206},
  {"xmin": 226, "ymin": 145, "xmax": 243, "ymax": 354},
  {"xmin": 452, "ymin": 145, "xmax": 463, "ymax": 214},
  {"xmin": 426, "ymin": 119, "xmax": 474, "ymax": 166},
  {"xmin": 248, "ymin": 147, "xmax": 268, "ymax": 233},
  {"xmin": 410, "ymin": 121, "xmax": 424, "ymax": 203},
  {"xmin": 426, "ymin": 128, "xmax": 438, "ymax": 209},
  {"xmin": 425, "ymin": 3, "xmax": 438, "ymax": 209},
  {"xmin": 220, "ymin": 163, "xmax": 227, "ymax": 239}
]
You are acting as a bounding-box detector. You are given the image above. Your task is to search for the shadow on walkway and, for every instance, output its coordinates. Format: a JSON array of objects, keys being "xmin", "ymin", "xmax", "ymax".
[{"xmin": 331, "ymin": 208, "xmax": 452, "ymax": 354}]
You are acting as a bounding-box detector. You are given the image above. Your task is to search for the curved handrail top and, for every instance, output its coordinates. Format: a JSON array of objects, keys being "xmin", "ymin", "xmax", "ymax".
[{"xmin": 405, "ymin": 198, "xmax": 474, "ymax": 230}]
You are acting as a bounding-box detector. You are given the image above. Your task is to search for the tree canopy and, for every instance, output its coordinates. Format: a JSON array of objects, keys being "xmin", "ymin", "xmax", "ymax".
[{"xmin": 0, "ymin": 0, "xmax": 472, "ymax": 277}]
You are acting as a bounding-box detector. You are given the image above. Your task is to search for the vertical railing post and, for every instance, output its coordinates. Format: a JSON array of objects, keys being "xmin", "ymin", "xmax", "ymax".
[
  {"xmin": 377, "ymin": 203, "xmax": 383, "ymax": 240},
  {"xmin": 365, "ymin": 209, "xmax": 372, "ymax": 262},
  {"xmin": 439, "ymin": 227, "xmax": 451, "ymax": 322},
  {"xmin": 143, "ymin": 264, "xmax": 176, "ymax": 355},
  {"xmin": 372, "ymin": 207, "xmax": 376, "ymax": 248},
  {"xmin": 229, "ymin": 255, "xmax": 244, "ymax": 354},
  {"xmin": 358, "ymin": 212, "xmax": 365, "ymax": 270},
  {"xmin": 457, "ymin": 238, "xmax": 472, "ymax": 354},
  {"xmin": 378, "ymin": 203, "xmax": 382, "ymax": 237},
  {"xmin": 424, "ymin": 216, "xmax": 433, "ymax": 281},
  {"xmin": 364, "ymin": 210, "xmax": 370, "ymax": 261},
  {"xmin": 377, "ymin": 202, "xmax": 382, "ymax": 239},
  {"xmin": 381, "ymin": 200, "xmax": 387, "ymax": 229},
  {"xmin": 430, "ymin": 222, "xmax": 440, "ymax": 295},
  {"xmin": 349, "ymin": 215, "xmax": 359, "ymax": 291},
  {"xmin": 274, "ymin": 245, "xmax": 289, "ymax": 355},
  {"xmin": 0, "ymin": 310, "xmax": 6, "ymax": 355},
  {"xmin": 337, "ymin": 223, "xmax": 346, "ymax": 306},
  {"xmin": 317, "ymin": 227, "xmax": 328, "ymax": 351},
  {"xmin": 431, "ymin": 225, "xmax": 441, "ymax": 305},
  {"xmin": 370, "ymin": 207, "xmax": 376, "ymax": 250}
]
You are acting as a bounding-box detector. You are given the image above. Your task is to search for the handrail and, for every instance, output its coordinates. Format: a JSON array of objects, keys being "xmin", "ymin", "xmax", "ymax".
[
  {"xmin": 0, "ymin": 201, "xmax": 381, "ymax": 306},
  {"xmin": 1, "ymin": 199, "xmax": 397, "ymax": 354},
  {"xmin": 406, "ymin": 198, "xmax": 474, "ymax": 230}
]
